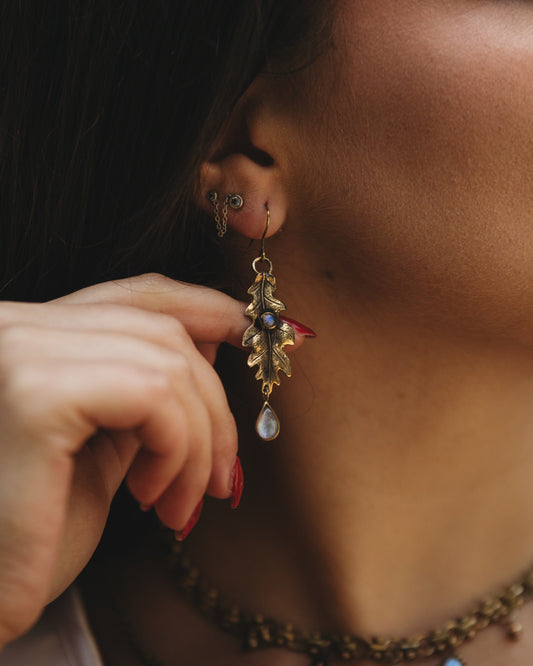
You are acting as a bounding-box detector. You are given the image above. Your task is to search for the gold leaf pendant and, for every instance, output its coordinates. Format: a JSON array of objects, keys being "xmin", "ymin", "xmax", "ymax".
[{"xmin": 242, "ymin": 208, "xmax": 294, "ymax": 440}]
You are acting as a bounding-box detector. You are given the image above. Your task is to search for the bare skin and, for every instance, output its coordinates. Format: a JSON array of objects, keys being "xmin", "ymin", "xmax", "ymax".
[
  {"xmin": 7, "ymin": 1, "xmax": 533, "ymax": 665},
  {"xmin": 0, "ymin": 273, "xmax": 308, "ymax": 650},
  {"xmin": 90, "ymin": 2, "xmax": 533, "ymax": 665}
]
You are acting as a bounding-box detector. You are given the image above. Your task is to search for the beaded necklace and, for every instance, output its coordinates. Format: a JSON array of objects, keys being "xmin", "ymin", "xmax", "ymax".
[{"xmin": 111, "ymin": 533, "xmax": 533, "ymax": 666}]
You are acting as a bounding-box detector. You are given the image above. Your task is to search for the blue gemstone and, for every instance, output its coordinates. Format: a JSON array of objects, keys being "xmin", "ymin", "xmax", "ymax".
[
  {"xmin": 261, "ymin": 312, "xmax": 277, "ymax": 329},
  {"xmin": 442, "ymin": 658, "xmax": 464, "ymax": 666}
]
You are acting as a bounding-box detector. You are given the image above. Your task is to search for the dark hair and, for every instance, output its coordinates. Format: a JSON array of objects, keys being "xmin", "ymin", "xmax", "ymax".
[{"xmin": 0, "ymin": 0, "xmax": 332, "ymax": 302}]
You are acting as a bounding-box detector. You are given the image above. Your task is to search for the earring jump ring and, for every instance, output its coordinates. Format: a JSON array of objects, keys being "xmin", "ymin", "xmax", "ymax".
[{"xmin": 252, "ymin": 256, "xmax": 273, "ymax": 275}]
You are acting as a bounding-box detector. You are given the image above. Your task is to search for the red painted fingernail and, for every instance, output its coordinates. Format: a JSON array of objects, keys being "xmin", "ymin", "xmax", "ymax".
[
  {"xmin": 175, "ymin": 499, "xmax": 204, "ymax": 541},
  {"xmin": 279, "ymin": 316, "xmax": 316, "ymax": 338},
  {"xmin": 230, "ymin": 457, "xmax": 243, "ymax": 509}
]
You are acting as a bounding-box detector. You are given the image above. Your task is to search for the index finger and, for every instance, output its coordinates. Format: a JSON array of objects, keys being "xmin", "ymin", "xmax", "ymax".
[
  {"xmin": 53, "ymin": 273, "xmax": 249, "ymax": 349},
  {"xmin": 54, "ymin": 273, "xmax": 309, "ymax": 351}
]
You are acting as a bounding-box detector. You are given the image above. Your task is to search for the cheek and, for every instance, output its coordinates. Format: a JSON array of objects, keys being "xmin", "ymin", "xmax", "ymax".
[{"xmin": 293, "ymin": 1, "xmax": 533, "ymax": 339}]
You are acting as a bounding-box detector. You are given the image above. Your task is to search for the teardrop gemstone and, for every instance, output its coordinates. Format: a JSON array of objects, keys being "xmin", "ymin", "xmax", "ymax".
[
  {"xmin": 442, "ymin": 657, "xmax": 465, "ymax": 666},
  {"xmin": 255, "ymin": 401, "xmax": 280, "ymax": 441}
]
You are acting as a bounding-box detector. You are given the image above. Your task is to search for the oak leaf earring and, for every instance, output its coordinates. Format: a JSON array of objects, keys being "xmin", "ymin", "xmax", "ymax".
[
  {"xmin": 207, "ymin": 191, "xmax": 244, "ymax": 237},
  {"xmin": 242, "ymin": 204, "xmax": 294, "ymax": 441}
]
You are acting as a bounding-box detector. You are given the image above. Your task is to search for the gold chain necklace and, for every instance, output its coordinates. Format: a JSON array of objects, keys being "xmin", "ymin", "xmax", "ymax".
[
  {"xmin": 110, "ymin": 532, "xmax": 533, "ymax": 666},
  {"xmin": 161, "ymin": 537, "xmax": 533, "ymax": 666}
]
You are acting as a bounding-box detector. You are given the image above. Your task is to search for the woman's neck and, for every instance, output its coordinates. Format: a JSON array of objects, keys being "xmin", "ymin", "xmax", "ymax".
[
  {"xmin": 90, "ymin": 262, "xmax": 533, "ymax": 666},
  {"xmin": 189, "ymin": 258, "xmax": 533, "ymax": 643}
]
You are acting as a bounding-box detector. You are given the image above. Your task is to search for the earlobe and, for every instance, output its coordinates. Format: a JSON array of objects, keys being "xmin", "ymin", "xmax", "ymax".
[{"xmin": 199, "ymin": 153, "xmax": 287, "ymax": 240}]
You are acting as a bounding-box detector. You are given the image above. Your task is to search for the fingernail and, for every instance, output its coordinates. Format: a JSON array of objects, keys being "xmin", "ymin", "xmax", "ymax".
[
  {"xmin": 279, "ymin": 316, "xmax": 316, "ymax": 338},
  {"xmin": 139, "ymin": 503, "xmax": 154, "ymax": 512},
  {"xmin": 230, "ymin": 457, "xmax": 243, "ymax": 509},
  {"xmin": 175, "ymin": 499, "xmax": 204, "ymax": 541}
]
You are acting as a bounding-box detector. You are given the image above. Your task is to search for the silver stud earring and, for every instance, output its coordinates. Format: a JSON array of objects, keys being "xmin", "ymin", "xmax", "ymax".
[{"xmin": 227, "ymin": 194, "xmax": 244, "ymax": 210}]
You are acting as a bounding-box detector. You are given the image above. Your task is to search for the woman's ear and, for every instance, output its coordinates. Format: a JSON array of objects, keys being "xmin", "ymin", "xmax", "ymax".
[{"xmin": 197, "ymin": 106, "xmax": 287, "ymax": 240}]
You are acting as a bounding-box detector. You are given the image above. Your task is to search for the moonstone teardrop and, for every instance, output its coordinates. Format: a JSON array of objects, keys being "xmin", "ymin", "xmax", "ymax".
[
  {"xmin": 255, "ymin": 401, "xmax": 280, "ymax": 441},
  {"xmin": 442, "ymin": 657, "xmax": 464, "ymax": 666}
]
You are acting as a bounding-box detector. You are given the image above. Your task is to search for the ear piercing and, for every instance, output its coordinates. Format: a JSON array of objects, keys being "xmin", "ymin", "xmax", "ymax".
[
  {"xmin": 207, "ymin": 191, "xmax": 244, "ymax": 237},
  {"xmin": 227, "ymin": 194, "xmax": 244, "ymax": 209}
]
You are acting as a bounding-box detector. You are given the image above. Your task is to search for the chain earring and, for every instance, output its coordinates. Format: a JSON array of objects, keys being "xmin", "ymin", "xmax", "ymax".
[
  {"xmin": 207, "ymin": 191, "xmax": 244, "ymax": 237},
  {"xmin": 242, "ymin": 204, "xmax": 294, "ymax": 440}
]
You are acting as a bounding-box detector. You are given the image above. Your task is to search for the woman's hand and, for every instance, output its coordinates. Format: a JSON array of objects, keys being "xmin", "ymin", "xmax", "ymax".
[{"xmin": 0, "ymin": 273, "xmax": 282, "ymax": 650}]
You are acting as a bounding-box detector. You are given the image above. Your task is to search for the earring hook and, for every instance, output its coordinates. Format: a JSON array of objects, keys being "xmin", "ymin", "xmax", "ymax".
[
  {"xmin": 251, "ymin": 203, "xmax": 273, "ymax": 275},
  {"xmin": 260, "ymin": 203, "xmax": 270, "ymax": 261}
]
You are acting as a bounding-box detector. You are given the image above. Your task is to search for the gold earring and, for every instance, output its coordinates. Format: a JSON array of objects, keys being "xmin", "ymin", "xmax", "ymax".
[
  {"xmin": 242, "ymin": 204, "xmax": 294, "ymax": 441},
  {"xmin": 207, "ymin": 191, "xmax": 244, "ymax": 237}
]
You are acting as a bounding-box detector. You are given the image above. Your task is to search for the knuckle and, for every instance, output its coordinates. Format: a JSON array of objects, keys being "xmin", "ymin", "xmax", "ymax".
[
  {"xmin": 0, "ymin": 362, "xmax": 52, "ymax": 433},
  {"xmin": 166, "ymin": 351, "xmax": 193, "ymax": 381},
  {"xmin": 0, "ymin": 325, "xmax": 36, "ymax": 358},
  {"xmin": 1, "ymin": 362, "xmax": 48, "ymax": 404},
  {"xmin": 155, "ymin": 313, "xmax": 187, "ymax": 340},
  {"xmin": 103, "ymin": 273, "xmax": 174, "ymax": 303},
  {"xmin": 140, "ymin": 271, "xmax": 166, "ymax": 284},
  {"xmin": 140, "ymin": 367, "xmax": 174, "ymax": 401},
  {"xmin": 130, "ymin": 272, "xmax": 171, "ymax": 291},
  {"xmin": 0, "ymin": 301, "xmax": 28, "ymax": 327}
]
